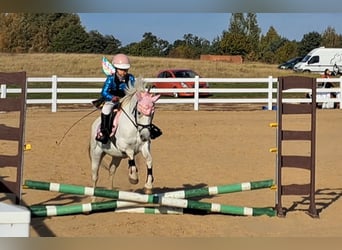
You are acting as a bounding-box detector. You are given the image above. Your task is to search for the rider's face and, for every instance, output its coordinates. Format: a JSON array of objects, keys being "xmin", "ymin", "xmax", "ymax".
[{"xmin": 116, "ymin": 68, "xmax": 128, "ymax": 77}]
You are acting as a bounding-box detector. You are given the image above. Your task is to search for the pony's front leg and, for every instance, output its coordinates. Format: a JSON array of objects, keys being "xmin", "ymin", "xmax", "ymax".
[
  {"xmin": 141, "ymin": 142, "xmax": 153, "ymax": 194},
  {"xmin": 109, "ymin": 157, "xmax": 122, "ymax": 190},
  {"xmin": 125, "ymin": 150, "xmax": 139, "ymax": 184},
  {"xmin": 90, "ymin": 147, "xmax": 104, "ymax": 202},
  {"xmin": 128, "ymin": 158, "xmax": 139, "ymax": 185}
]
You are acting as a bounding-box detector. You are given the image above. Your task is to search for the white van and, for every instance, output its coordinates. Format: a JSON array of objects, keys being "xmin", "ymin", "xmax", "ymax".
[{"xmin": 293, "ymin": 47, "xmax": 342, "ymax": 74}]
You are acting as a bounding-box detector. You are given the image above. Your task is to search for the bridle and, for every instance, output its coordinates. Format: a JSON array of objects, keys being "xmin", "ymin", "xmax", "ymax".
[{"xmin": 120, "ymin": 100, "xmax": 155, "ymax": 134}]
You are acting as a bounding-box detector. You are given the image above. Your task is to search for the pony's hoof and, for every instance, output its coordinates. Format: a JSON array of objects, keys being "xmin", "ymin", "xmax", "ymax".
[
  {"xmin": 129, "ymin": 177, "xmax": 139, "ymax": 184},
  {"xmin": 144, "ymin": 187, "xmax": 153, "ymax": 194},
  {"xmin": 128, "ymin": 166, "xmax": 139, "ymax": 184}
]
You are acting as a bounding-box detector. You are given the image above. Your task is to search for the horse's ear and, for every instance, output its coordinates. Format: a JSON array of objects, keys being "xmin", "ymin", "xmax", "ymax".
[{"xmin": 152, "ymin": 94, "xmax": 161, "ymax": 102}]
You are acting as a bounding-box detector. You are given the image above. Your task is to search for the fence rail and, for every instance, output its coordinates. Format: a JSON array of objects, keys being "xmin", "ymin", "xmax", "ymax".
[{"xmin": 1, "ymin": 75, "xmax": 342, "ymax": 112}]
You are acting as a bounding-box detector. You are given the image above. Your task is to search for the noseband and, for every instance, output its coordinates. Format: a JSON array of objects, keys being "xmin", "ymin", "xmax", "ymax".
[
  {"xmin": 121, "ymin": 101, "xmax": 154, "ymax": 134},
  {"xmin": 120, "ymin": 92, "xmax": 162, "ymax": 139}
]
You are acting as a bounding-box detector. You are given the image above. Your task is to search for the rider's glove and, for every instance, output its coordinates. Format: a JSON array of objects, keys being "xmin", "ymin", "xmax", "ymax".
[{"xmin": 111, "ymin": 96, "xmax": 120, "ymax": 102}]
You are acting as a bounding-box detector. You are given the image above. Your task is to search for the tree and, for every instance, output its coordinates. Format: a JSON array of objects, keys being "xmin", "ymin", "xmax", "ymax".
[
  {"xmin": 0, "ymin": 13, "xmax": 123, "ymax": 54},
  {"xmin": 86, "ymin": 31, "xmax": 121, "ymax": 54},
  {"xmin": 167, "ymin": 33, "xmax": 210, "ymax": 59},
  {"xmin": 124, "ymin": 32, "xmax": 169, "ymax": 57},
  {"xmin": 259, "ymin": 26, "xmax": 285, "ymax": 63},
  {"xmin": 298, "ymin": 31, "xmax": 322, "ymax": 56},
  {"xmin": 102, "ymin": 35, "xmax": 122, "ymax": 54},
  {"xmin": 0, "ymin": 14, "xmax": 10, "ymax": 51},
  {"xmin": 321, "ymin": 26, "xmax": 342, "ymax": 48},
  {"xmin": 275, "ymin": 40, "xmax": 299, "ymax": 63},
  {"xmin": 183, "ymin": 33, "xmax": 211, "ymax": 57},
  {"xmin": 168, "ymin": 44, "xmax": 197, "ymax": 59},
  {"xmin": 219, "ymin": 13, "xmax": 261, "ymax": 59},
  {"xmin": 49, "ymin": 14, "xmax": 90, "ymax": 53},
  {"xmin": 220, "ymin": 31, "xmax": 249, "ymax": 55},
  {"xmin": 85, "ymin": 30, "xmax": 107, "ymax": 53},
  {"xmin": 50, "ymin": 24, "xmax": 89, "ymax": 52},
  {"xmin": 220, "ymin": 13, "xmax": 249, "ymax": 56},
  {"xmin": 0, "ymin": 13, "xmax": 31, "ymax": 52},
  {"xmin": 208, "ymin": 36, "xmax": 221, "ymax": 54},
  {"xmin": 25, "ymin": 13, "xmax": 54, "ymax": 52},
  {"xmin": 245, "ymin": 13, "xmax": 261, "ymax": 60},
  {"xmin": 228, "ymin": 13, "xmax": 245, "ymax": 34}
]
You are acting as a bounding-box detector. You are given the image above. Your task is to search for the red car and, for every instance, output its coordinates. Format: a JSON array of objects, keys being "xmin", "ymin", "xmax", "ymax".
[{"xmin": 153, "ymin": 69, "xmax": 210, "ymax": 98}]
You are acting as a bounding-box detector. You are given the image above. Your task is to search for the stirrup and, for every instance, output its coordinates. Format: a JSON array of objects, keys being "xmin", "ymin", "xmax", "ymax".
[{"xmin": 95, "ymin": 132, "xmax": 109, "ymax": 144}]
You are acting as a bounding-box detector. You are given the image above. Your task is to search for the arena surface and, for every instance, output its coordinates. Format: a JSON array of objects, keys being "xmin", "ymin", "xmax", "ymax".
[{"xmin": 3, "ymin": 106, "xmax": 342, "ymax": 237}]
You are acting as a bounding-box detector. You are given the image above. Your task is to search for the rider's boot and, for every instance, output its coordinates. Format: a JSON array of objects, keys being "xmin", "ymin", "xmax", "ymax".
[{"xmin": 96, "ymin": 113, "xmax": 110, "ymax": 143}]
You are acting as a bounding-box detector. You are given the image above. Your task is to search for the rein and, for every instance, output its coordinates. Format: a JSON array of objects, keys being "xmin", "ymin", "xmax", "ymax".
[
  {"xmin": 120, "ymin": 101, "xmax": 154, "ymax": 133},
  {"xmin": 56, "ymin": 108, "xmax": 98, "ymax": 145},
  {"xmin": 116, "ymin": 88, "xmax": 162, "ymax": 140}
]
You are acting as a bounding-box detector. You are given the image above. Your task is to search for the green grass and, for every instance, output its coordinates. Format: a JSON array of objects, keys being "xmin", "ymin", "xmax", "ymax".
[{"xmin": 1, "ymin": 53, "xmax": 318, "ymax": 100}]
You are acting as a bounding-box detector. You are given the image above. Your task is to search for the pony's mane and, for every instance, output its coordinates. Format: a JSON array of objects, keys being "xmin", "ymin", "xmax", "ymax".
[{"xmin": 120, "ymin": 77, "xmax": 146, "ymax": 106}]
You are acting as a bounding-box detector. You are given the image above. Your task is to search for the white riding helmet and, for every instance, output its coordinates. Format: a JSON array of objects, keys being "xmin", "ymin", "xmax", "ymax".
[{"xmin": 112, "ymin": 53, "xmax": 131, "ymax": 70}]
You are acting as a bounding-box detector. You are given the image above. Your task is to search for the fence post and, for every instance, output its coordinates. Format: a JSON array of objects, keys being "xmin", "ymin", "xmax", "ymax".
[
  {"xmin": 339, "ymin": 77, "xmax": 342, "ymax": 109},
  {"xmin": 275, "ymin": 76, "xmax": 318, "ymax": 218},
  {"xmin": 51, "ymin": 75, "xmax": 58, "ymax": 112},
  {"xmin": 194, "ymin": 75, "xmax": 199, "ymax": 111},
  {"xmin": 268, "ymin": 76, "xmax": 274, "ymax": 110},
  {"xmin": 0, "ymin": 72, "xmax": 27, "ymax": 204},
  {"xmin": 1, "ymin": 84, "xmax": 6, "ymax": 98}
]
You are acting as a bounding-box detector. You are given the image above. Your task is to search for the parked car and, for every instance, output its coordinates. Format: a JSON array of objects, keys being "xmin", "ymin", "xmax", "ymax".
[
  {"xmin": 152, "ymin": 69, "xmax": 210, "ymax": 98},
  {"xmin": 278, "ymin": 57, "xmax": 303, "ymax": 70}
]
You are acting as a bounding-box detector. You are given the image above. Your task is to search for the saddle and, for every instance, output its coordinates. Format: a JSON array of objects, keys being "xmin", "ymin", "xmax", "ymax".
[
  {"xmin": 93, "ymin": 99, "xmax": 162, "ymax": 141},
  {"xmin": 109, "ymin": 109, "xmax": 121, "ymax": 137}
]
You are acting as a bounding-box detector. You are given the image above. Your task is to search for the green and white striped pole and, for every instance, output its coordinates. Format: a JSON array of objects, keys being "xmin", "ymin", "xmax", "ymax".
[
  {"xmin": 29, "ymin": 200, "xmax": 183, "ymax": 217},
  {"xmin": 163, "ymin": 179, "xmax": 275, "ymax": 199},
  {"xmin": 24, "ymin": 180, "xmax": 276, "ymax": 217},
  {"xmin": 29, "ymin": 199, "xmax": 274, "ymax": 217},
  {"xmin": 24, "ymin": 179, "xmax": 274, "ymax": 200},
  {"xmin": 29, "ymin": 197, "xmax": 275, "ymax": 217}
]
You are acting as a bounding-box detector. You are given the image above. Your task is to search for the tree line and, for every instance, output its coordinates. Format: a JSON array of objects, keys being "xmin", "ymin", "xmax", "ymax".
[{"xmin": 1, "ymin": 13, "xmax": 342, "ymax": 64}]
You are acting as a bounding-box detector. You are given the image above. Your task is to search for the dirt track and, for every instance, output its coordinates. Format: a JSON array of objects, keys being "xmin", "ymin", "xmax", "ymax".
[{"xmin": 2, "ymin": 106, "xmax": 342, "ymax": 237}]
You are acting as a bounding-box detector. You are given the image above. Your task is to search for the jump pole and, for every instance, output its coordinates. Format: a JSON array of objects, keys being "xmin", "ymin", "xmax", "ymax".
[
  {"xmin": 28, "ymin": 196, "xmax": 275, "ymax": 217},
  {"xmin": 24, "ymin": 180, "xmax": 276, "ymax": 217},
  {"xmin": 23, "ymin": 179, "xmax": 274, "ymax": 200},
  {"xmin": 29, "ymin": 200, "xmax": 183, "ymax": 217}
]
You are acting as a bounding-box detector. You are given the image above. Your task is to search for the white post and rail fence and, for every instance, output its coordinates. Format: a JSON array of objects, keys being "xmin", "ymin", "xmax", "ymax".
[{"xmin": 1, "ymin": 75, "xmax": 342, "ymax": 112}]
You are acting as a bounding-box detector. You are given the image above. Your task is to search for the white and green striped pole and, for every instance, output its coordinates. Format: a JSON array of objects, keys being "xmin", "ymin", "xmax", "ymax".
[
  {"xmin": 163, "ymin": 179, "xmax": 275, "ymax": 199},
  {"xmin": 24, "ymin": 179, "xmax": 274, "ymax": 200},
  {"xmin": 29, "ymin": 196, "xmax": 275, "ymax": 217},
  {"xmin": 24, "ymin": 180, "xmax": 276, "ymax": 217},
  {"xmin": 29, "ymin": 199, "xmax": 274, "ymax": 217},
  {"xmin": 29, "ymin": 200, "xmax": 183, "ymax": 217}
]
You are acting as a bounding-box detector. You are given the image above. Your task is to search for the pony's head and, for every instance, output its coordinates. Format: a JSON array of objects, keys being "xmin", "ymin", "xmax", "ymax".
[
  {"xmin": 136, "ymin": 91, "xmax": 160, "ymax": 116},
  {"xmin": 119, "ymin": 78, "xmax": 161, "ymax": 142},
  {"xmin": 121, "ymin": 78, "xmax": 160, "ymax": 116},
  {"xmin": 135, "ymin": 90, "xmax": 160, "ymax": 141}
]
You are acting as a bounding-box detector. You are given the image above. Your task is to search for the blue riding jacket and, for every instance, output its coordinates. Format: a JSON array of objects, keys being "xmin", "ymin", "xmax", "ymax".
[{"xmin": 101, "ymin": 73, "xmax": 135, "ymax": 101}]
